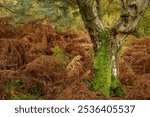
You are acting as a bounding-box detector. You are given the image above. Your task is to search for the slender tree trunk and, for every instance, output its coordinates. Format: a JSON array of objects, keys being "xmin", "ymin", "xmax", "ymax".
[
  {"xmin": 76, "ymin": 0, "xmax": 103, "ymax": 52},
  {"xmin": 110, "ymin": 34, "xmax": 127, "ymax": 78},
  {"xmin": 76, "ymin": 0, "xmax": 111, "ymax": 96}
]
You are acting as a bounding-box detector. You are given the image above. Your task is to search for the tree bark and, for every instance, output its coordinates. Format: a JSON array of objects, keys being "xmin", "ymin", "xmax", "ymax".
[
  {"xmin": 77, "ymin": 0, "xmax": 111, "ymax": 96},
  {"xmin": 111, "ymin": 0, "xmax": 150, "ymax": 78},
  {"xmin": 76, "ymin": 0, "xmax": 103, "ymax": 52},
  {"xmin": 96, "ymin": 0, "xmax": 102, "ymax": 21},
  {"xmin": 76, "ymin": 0, "xmax": 150, "ymax": 96}
]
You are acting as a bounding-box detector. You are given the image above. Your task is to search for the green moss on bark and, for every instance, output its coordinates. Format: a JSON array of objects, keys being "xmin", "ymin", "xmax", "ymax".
[
  {"xmin": 91, "ymin": 31, "xmax": 111, "ymax": 96},
  {"xmin": 91, "ymin": 30, "xmax": 126, "ymax": 97},
  {"xmin": 110, "ymin": 76, "xmax": 126, "ymax": 97}
]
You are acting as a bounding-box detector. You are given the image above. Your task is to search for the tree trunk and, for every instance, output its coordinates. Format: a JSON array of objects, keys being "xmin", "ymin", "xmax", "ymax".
[
  {"xmin": 76, "ymin": 0, "xmax": 103, "ymax": 52},
  {"xmin": 109, "ymin": 0, "xmax": 150, "ymax": 96},
  {"xmin": 96, "ymin": 0, "xmax": 102, "ymax": 21},
  {"xmin": 76, "ymin": 0, "xmax": 111, "ymax": 96},
  {"xmin": 76, "ymin": 0, "xmax": 150, "ymax": 96},
  {"xmin": 110, "ymin": 34, "xmax": 127, "ymax": 78},
  {"xmin": 111, "ymin": 0, "xmax": 150, "ymax": 78}
]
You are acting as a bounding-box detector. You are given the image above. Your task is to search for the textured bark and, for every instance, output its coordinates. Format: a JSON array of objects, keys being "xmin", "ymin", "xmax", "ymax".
[
  {"xmin": 96, "ymin": 0, "xmax": 102, "ymax": 21},
  {"xmin": 77, "ymin": 0, "xmax": 111, "ymax": 96},
  {"xmin": 76, "ymin": 0, "xmax": 103, "ymax": 52},
  {"xmin": 111, "ymin": 0, "xmax": 150, "ymax": 78},
  {"xmin": 77, "ymin": 0, "xmax": 149, "ymax": 96}
]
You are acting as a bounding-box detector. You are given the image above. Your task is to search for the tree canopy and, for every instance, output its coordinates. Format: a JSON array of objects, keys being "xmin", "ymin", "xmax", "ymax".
[{"xmin": 0, "ymin": 0, "xmax": 150, "ymax": 36}]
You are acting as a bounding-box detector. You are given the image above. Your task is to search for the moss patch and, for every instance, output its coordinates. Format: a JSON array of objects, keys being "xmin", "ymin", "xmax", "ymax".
[
  {"xmin": 110, "ymin": 75, "xmax": 126, "ymax": 97},
  {"xmin": 91, "ymin": 30, "xmax": 125, "ymax": 97},
  {"xmin": 91, "ymin": 30, "xmax": 111, "ymax": 96}
]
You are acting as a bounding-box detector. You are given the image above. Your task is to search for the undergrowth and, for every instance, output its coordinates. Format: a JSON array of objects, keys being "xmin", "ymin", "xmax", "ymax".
[{"xmin": 0, "ymin": 18, "xmax": 150, "ymax": 100}]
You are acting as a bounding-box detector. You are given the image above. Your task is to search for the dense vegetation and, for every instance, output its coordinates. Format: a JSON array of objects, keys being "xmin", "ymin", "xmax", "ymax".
[
  {"xmin": 1, "ymin": 0, "xmax": 150, "ymax": 35},
  {"xmin": 0, "ymin": 0, "xmax": 150, "ymax": 100}
]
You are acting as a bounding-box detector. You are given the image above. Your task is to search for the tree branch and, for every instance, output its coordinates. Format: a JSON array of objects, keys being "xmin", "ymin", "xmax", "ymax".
[{"xmin": 114, "ymin": 0, "xmax": 150, "ymax": 36}]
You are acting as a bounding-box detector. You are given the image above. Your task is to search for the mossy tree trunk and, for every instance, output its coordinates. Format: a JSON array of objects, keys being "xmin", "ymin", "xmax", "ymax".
[
  {"xmin": 76, "ymin": 0, "xmax": 112, "ymax": 96},
  {"xmin": 77, "ymin": 0, "xmax": 150, "ymax": 96}
]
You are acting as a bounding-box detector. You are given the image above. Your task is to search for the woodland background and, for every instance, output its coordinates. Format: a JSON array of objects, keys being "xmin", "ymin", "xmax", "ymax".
[{"xmin": 0, "ymin": 0, "xmax": 150, "ymax": 100}]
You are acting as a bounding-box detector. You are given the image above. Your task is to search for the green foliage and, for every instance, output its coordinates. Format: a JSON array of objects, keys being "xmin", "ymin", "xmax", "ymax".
[
  {"xmin": 51, "ymin": 46, "xmax": 71, "ymax": 63},
  {"xmin": 0, "ymin": 71, "xmax": 43, "ymax": 99},
  {"xmin": 136, "ymin": 6, "xmax": 150, "ymax": 37},
  {"xmin": 4, "ymin": 80, "xmax": 21, "ymax": 94},
  {"xmin": 101, "ymin": 0, "xmax": 122, "ymax": 26},
  {"xmin": 51, "ymin": 46, "xmax": 73, "ymax": 73},
  {"xmin": 0, "ymin": 0, "xmax": 84, "ymax": 31},
  {"xmin": 12, "ymin": 94, "xmax": 42, "ymax": 100},
  {"xmin": 29, "ymin": 84, "xmax": 43, "ymax": 97},
  {"xmin": 1, "ymin": 0, "xmax": 149, "ymax": 36}
]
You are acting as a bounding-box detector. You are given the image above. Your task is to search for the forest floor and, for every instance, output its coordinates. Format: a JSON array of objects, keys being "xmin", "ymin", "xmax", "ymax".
[{"xmin": 0, "ymin": 18, "xmax": 150, "ymax": 100}]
